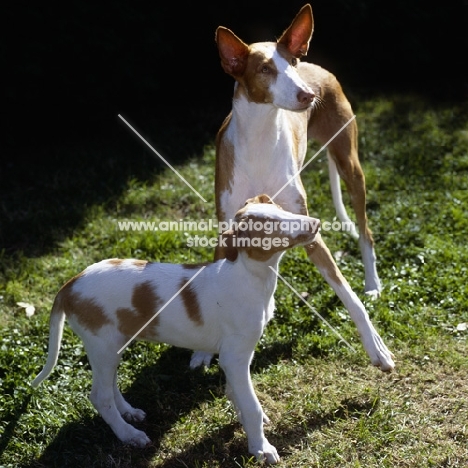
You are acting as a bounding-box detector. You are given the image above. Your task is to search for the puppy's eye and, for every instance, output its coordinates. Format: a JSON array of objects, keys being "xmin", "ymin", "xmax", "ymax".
[
  {"xmin": 291, "ymin": 57, "xmax": 298, "ymax": 66},
  {"xmin": 261, "ymin": 65, "xmax": 270, "ymax": 74}
]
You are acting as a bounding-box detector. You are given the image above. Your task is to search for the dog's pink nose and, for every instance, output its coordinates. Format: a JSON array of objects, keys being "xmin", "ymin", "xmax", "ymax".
[{"xmin": 297, "ymin": 90, "xmax": 315, "ymax": 105}]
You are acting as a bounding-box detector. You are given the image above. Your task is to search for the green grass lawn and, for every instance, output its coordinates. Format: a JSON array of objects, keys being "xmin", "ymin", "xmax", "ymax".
[{"xmin": 1, "ymin": 94, "xmax": 467, "ymax": 467}]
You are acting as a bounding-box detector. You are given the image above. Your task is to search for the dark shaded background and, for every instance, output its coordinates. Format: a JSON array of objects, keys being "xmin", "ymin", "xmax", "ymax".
[
  {"xmin": 4, "ymin": 0, "xmax": 467, "ymax": 148},
  {"xmin": 1, "ymin": 1, "xmax": 467, "ymax": 255}
]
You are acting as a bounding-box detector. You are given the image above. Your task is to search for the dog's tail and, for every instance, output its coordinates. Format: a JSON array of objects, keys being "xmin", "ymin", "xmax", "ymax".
[
  {"xmin": 328, "ymin": 153, "xmax": 359, "ymax": 239},
  {"xmin": 31, "ymin": 293, "xmax": 66, "ymax": 388}
]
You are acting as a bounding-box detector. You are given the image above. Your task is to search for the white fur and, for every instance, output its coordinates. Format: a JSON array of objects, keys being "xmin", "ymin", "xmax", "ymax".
[{"xmin": 31, "ymin": 199, "xmax": 320, "ymax": 464}]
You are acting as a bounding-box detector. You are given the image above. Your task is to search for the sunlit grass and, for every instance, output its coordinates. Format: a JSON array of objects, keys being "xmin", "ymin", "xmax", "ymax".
[{"xmin": 0, "ymin": 94, "xmax": 467, "ymax": 467}]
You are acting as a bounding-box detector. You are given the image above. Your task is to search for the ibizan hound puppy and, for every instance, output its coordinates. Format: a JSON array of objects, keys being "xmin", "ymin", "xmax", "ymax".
[
  {"xmin": 32, "ymin": 195, "xmax": 333, "ymax": 464},
  {"xmin": 189, "ymin": 3, "xmax": 391, "ymax": 371}
]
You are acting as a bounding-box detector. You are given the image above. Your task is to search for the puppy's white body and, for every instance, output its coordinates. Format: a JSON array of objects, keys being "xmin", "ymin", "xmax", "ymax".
[{"xmin": 32, "ymin": 198, "xmax": 324, "ymax": 464}]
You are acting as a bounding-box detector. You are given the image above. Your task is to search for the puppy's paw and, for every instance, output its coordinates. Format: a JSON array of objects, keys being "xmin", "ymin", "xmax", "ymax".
[
  {"xmin": 251, "ymin": 440, "xmax": 280, "ymax": 464},
  {"xmin": 129, "ymin": 431, "xmax": 151, "ymax": 448},
  {"xmin": 190, "ymin": 351, "xmax": 214, "ymax": 369},
  {"xmin": 123, "ymin": 408, "xmax": 146, "ymax": 423},
  {"xmin": 119, "ymin": 426, "xmax": 151, "ymax": 448}
]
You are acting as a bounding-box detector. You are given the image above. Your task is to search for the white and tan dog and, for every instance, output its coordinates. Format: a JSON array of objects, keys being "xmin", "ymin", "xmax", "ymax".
[
  {"xmin": 190, "ymin": 3, "xmax": 389, "ymax": 370},
  {"xmin": 32, "ymin": 195, "xmax": 327, "ymax": 463}
]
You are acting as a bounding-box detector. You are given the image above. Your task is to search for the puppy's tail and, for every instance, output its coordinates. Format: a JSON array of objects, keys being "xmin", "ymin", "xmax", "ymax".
[{"xmin": 31, "ymin": 293, "xmax": 66, "ymax": 388}]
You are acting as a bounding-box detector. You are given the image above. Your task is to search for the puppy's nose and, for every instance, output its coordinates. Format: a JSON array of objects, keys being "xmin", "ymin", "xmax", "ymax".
[{"xmin": 297, "ymin": 90, "xmax": 315, "ymax": 104}]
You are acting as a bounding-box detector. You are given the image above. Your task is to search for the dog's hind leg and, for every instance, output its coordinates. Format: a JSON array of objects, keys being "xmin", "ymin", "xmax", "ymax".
[
  {"xmin": 327, "ymin": 154, "xmax": 359, "ymax": 239},
  {"xmin": 326, "ymin": 129, "xmax": 381, "ymax": 296},
  {"xmin": 85, "ymin": 337, "xmax": 150, "ymax": 447},
  {"xmin": 112, "ymin": 371, "xmax": 147, "ymax": 423},
  {"xmin": 310, "ymin": 100, "xmax": 381, "ymax": 296}
]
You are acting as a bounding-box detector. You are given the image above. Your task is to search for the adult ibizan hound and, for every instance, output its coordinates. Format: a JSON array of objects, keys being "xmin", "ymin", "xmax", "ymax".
[
  {"xmin": 190, "ymin": 3, "xmax": 391, "ymax": 370},
  {"xmin": 33, "ymin": 195, "xmax": 342, "ymax": 463}
]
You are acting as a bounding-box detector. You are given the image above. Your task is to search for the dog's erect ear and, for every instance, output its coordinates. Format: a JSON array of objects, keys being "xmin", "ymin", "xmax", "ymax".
[
  {"xmin": 278, "ymin": 4, "xmax": 314, "ymax": 57},
  {"xmin": 216, "ymin": 26, "xmax": 250, "ymax": 77}
]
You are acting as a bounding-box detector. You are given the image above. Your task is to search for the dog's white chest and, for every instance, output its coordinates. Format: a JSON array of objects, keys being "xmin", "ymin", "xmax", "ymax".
[{"xmin": 220, "ymin": 115, "xmax": 307, "ymax": 220}]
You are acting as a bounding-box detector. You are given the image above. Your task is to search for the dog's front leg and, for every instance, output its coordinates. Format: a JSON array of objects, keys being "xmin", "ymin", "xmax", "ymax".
[
  {"xmin": 305, "ymin": 234, "xmax": 395, "ymax": 371},
  {"xmin": 219, "ymin": 342, "xmax": 280, "ymax": 464},
  {"xmin": 225, "ymin": 381, "xmax": 271, "ymax": 426}
]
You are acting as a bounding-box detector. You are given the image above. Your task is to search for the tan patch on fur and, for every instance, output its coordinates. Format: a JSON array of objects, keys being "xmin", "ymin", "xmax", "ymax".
[
  {"xmin": 215, "ymin": 113, "xmax": 235, "ymax": 221},
  {"xmin": 179, "ymin": 278, "xmax": 204, "ymax": 326},
  {"xmin": 58, "ymin": 275, "xmax": 111, "ymax": 334},
  {"xmin": 295, "ymin": 194, "xmax": 308, "ymax": 216},
  {"xmin": 215, "ymin": 114, "xmax": 236, "ymax": 263},
  {"xmin": 241, "ymin": 48, "xmax": 276, "ymax": 104},
  {"xmin": 131, "ymin": 259, "xmax": 148, "ymax": 268},
  {"xmin": 107, "ymin": 258, "xmax": 123, "ymax": 266},
  {"xmin": 217, "ymin": 230, "xmax": 238, "ymax": 262},
  {"xmin": 232, "ymin": 213, "xmax": 289, "ymax": 262},
  {"xmin": 116, "ymin": 281, "xmax": 162, "ymax": 339},
  {"xmin": 245, "ymin": 246, "xmax": 276, "ymax": 262},
  {"xmin": 304, "ymin": 236, "xmax": 342, "ymax": 285}
]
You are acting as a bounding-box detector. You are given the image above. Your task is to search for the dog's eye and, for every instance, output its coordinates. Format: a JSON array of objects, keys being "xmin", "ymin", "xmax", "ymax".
[
  {"xmin": 291, "ymin": 57, "xmax": 298, "ymax": 66},
  {"xmin": 261, "ymin": 65, "xmax": 270, "ymax": 74}
]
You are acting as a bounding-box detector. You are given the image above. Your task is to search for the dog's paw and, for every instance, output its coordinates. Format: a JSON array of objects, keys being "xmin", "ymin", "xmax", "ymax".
[
  {"xmin": 190, "ymin": 351, "xmax": 214, "ymax": 369},
  {"xmin": 364, "ymin": 288, "xmax": 381, "ymax": 300},
  {"xmin": 129, "ymin": 431, "xmax": 151, "ymax": 448},
  {"xmin": 123, "ymin": 408, "xmax": 146, "ymax": 423},
  {"xmin": 120, "ymin": 426, "xmax": 151, "ymax": 448},
  {"xmin": 251, "ymin": 440, "xmax": 280, "ymax": 464},
  {"xmin": 364, "ymin": 332, "xmax": 395, "ymax": 372}
]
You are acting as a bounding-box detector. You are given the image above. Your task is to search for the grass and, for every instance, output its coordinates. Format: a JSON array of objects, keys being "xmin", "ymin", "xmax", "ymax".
[{"xmin": 1, "ymin": 93, "xmax": 467, "ymax": 467}]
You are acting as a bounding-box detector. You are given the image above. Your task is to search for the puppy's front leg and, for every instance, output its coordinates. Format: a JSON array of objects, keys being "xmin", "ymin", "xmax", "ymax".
[
  {"xmin": 226, "ymin": 382, "xmax": 271, "ymax": 426},
  {"xmin": 219, "ymin": 343, "xmax": 279, "ymax": 464}
]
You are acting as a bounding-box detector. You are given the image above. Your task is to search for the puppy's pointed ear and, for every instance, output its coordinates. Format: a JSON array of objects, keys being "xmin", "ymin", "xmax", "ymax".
[
  {"xmin": 278, "ymin": 4, "xmax": 314, "ymax": 57},
  {"xmin": 245, "ymin": 193, "xmax": 275, "ymax": 205},
  {"xmin": 218, "ymin": 229, "xmax": 238, "ymax": 262},
  {"xmin": 256, "ymin": 194, "xmax": 275, "ymax": 204},
  {"xmin": 216, "ymin": 26, "xmax": 250, "ymax": 77}
]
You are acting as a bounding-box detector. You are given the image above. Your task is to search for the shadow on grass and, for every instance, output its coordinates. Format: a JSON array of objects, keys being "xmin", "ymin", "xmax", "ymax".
[
  {"xmin": 20, "ymin": 346, "xmax": 226, "ymax": 468},
  {"xmin": 18, "ymin": 333, "xmax": 341, "ymax": 468},
  {"xmin": 0, "ymin": 107, "xmax": 225, "ymax": 259},
  {"xmin": 142, "ymin": 395, "xmax": 378, "ymax": 468},
  {"xmin": 0, "ymin": 392, "xmax": 32, "ymax": 457},
  {"xmin": 354, "ymin": 94, "xmax": 468, "ymax": 191}
]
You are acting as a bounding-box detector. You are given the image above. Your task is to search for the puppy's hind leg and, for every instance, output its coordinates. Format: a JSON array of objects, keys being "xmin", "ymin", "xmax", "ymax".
[
  {"xmin": 85, "ymin": 337, "xmax": 150, "ymax": 447},
  {"xmin": 113, "ymin": 372, "xmax": 147, "ymax": 424}
]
